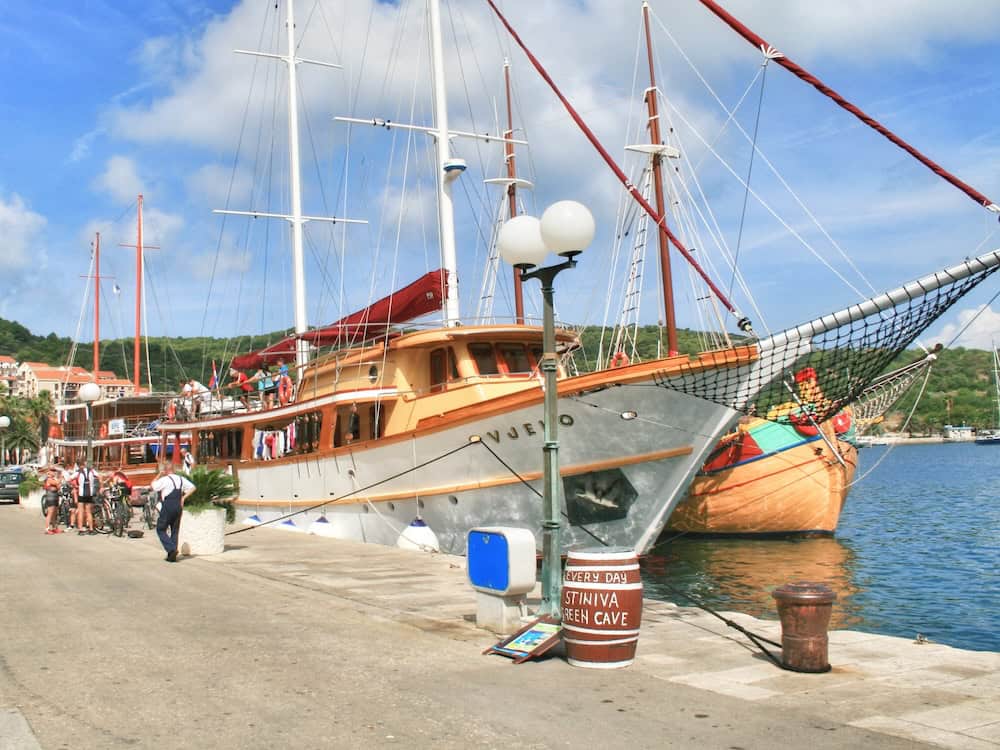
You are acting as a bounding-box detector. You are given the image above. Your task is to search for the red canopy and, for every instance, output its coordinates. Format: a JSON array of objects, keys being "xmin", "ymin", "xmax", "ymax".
[{"xmin": 230, "ymin": 269, "xmax": 448, "ymax": 370}]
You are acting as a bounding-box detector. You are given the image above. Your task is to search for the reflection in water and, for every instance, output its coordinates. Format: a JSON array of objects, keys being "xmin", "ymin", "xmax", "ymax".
[{"xmin": 642, "ymin": 536, "xmax": 863, "ymax": 630}]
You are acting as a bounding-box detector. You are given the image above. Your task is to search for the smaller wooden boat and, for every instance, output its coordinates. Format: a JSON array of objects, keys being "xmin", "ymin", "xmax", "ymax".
[{"xmin": 667, "ymin": 367, "xmax": 858, "ymax": 536}]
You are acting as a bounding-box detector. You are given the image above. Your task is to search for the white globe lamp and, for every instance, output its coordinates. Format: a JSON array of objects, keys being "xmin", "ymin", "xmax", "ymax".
[
  {"xmin": 540, "ymin": 200, "xmax": 595, "ymax": 257},
  {"xmin": 79, "ymin": 382, "xmax": 101, "ymax": 403},
  {"xmin": 498, "ymin": 214, "xmax": 549, "ymax": 269}
]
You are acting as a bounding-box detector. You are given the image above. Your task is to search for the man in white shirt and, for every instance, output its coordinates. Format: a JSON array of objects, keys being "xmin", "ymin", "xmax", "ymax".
[
  {"xmin": 188, "ymin": 379, "xmax": 210, "ymax": 417},
  {"xmin": 75, "ymin": 463, "xmax": 100, "ymax": 534},
  {"xmin": 150, "ymin": 463, "xmax": 196, "ymax": 563}
]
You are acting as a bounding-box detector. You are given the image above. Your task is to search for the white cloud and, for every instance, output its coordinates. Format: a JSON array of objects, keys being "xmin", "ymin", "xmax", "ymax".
[
  {"xmin": 929, "ymin": 306, "xmax": 1000, "ymax": 350},
  {"xmin": 718, "ymin": 0, "xmax": 1000, "ymax": 63},
  {"xmin": 142, "ymin": 207, "xmax": 184, "ymax": 247},
  {"xmin": 0, "ymin": 193, "xmax": 46, "ymax": 272},
  {"xmin": 94, "ymin": 155, "xmax": 145, "ymax": 203},
  {"xmin": 88, "ymin": 0, "xmax": 1000, "ymax": 339},
  {"xmin": 185, "ymin": 162, "xmax": 253, "ymax": 208}
]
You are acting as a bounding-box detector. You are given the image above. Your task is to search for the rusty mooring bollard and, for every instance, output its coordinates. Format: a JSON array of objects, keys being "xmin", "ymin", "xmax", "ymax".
[{"xmin": 771, "ymin": 581, "xmax": 836, "ymax": 673}]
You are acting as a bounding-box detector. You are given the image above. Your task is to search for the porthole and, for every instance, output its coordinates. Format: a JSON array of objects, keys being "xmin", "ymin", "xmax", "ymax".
[
  {"xmin": 368, "ymin": 365, "xmax": 378, "ymax": 383},
  {"xmin": 448, "ymin": 495, "xmax": 458, "ymax": 506},
  {"xmin": 388, "ymin": 502, "xmax": 396, "ymax": 512},
  {"xmin": 417, "ymin": 499, "xmax": 425, "ymax": 509},
  {"xmin": 362, "ymin": 504, "xmax": 370, "ymax": 514}
]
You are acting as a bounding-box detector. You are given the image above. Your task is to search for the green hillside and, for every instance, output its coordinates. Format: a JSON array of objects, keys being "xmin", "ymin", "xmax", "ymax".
[
  {"xmin": 1, "ymin": 318, "xmax": 996, "ymax": 432},
  {"xmin": 0, "ymin": 318, "xmax": 280, "ymax": 392}
]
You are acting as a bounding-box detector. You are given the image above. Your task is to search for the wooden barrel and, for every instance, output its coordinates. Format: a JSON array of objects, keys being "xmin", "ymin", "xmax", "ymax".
[{"xmin": 561, "ymin": 547, "xmax": 643, "ymax": 669}]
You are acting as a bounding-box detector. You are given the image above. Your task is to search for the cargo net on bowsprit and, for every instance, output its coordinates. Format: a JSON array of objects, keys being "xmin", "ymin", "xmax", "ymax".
[{"xmin": 652, "ymin": 253, "xmax": 999, "ymax": 428}]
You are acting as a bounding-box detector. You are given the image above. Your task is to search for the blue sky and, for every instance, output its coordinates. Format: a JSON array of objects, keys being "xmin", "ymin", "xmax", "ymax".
[{"xmin": 3, "ymin": 0, "xmax": 1000, "ymax": 369}]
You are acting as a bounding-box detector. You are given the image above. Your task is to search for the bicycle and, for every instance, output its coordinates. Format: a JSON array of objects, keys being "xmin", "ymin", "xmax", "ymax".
[
  {"xmin": 139, "ymin": 489, "xmax": 158, "ymax": 530},
  {"xmin": 112, "ymin": 485, "xmax": 132, "ymax": 536},
  {"xmin": 98, "ymin": 486, "xmax": 131, "ymax": 537},
  {"xmin": 56, "ymin": 484, "xmax": 74, "ymax": 528}
]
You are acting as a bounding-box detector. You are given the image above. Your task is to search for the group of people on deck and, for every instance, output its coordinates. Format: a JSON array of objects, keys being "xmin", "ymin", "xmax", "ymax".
[
  {"xmin": 168, "ymin": 358, "xmax": 295, "ymax": 419},
  {"xmin": 225, "ymin": 358, "xmax": 294, "ymax": 410}
]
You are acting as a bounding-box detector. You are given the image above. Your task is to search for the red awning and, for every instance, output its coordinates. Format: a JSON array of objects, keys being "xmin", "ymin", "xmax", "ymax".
[{"xmin": 230, "ymin": 269, "xmax": 448, "ymax": 371}]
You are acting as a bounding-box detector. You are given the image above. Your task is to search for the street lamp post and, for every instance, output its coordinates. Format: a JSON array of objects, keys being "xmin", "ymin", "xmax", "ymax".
[
  {"xmin": 498, "ymin": 200, "xmax": 595, "ymax": 618},
  {"xmin": 79, "ymin": 382, "xmax": 102, "ymax": 468},
  {"xmin": 0, "ymin": 416, "xmax": 9, "ymax": 468}
]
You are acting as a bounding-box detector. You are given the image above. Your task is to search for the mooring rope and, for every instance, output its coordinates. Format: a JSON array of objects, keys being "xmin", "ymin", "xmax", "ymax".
[
  {"xmin": 650, "ymin": 575, "xmax": 787, "ymax": 669},
  {"xmin": 224, "ymin": 440, "xmax": 479, "ymax": 535},
  {"xmin": 224, "ymin": 434, "xmax": 614, "ymax": 549}
]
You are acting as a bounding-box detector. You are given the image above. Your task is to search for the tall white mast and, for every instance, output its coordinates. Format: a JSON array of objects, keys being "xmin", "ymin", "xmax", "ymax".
[
  {"xmin": 219, "ymin": 0, "xmax": 366, "ymax": 380},
  {"xmin": 285, "ymin": 0, "xmax": 310, "ymax": 374},
  {"xmin": 428, "ymin": 0, "xmax": 463, "ymax": 326}
]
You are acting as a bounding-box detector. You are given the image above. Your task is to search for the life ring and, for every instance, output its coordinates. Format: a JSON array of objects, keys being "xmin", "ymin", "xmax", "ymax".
[
  {"xmin": 278, "ymin": 376, "xmax": 292, "ymax": 405},
  {"xmin": 611, "ymin": 351, "xmax": 629, "ymax": 368},
  {"xmin": 832, "ymin": 410, "xmax": 852, "ymax": 435},
  {"xmin": 98, "ymin": 423, "xmax": 108, "ymax": 438}
]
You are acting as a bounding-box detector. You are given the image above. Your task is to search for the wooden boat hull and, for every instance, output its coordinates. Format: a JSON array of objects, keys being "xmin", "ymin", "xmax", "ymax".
[{"xmin": 667, "ymin": 417, "xmax": 858, "ymax": 536}]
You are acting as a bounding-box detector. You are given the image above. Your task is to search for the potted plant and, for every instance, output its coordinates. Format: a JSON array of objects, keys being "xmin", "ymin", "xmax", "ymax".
[
  {"xmin": 18, "ymin": 470, "xmax": 43, "ymax": 511},
  {"xmin": 176, "ymin": 465, "xmax": 238, "ymax": 556}
]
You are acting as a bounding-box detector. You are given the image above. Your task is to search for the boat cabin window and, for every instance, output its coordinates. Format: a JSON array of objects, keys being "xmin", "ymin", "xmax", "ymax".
[
  {"xmin": 198, "ymin": 430, "xmax": 239, "ymax": 461},
  {"xmin": 498, "ymin": 343, "xmax": 535, "ymax": 375},
  {"xmin": 201, "ymin": 429, "xmax": 244, "ymax": 461},
  {"xmin": 429, "ymin": 347, "xmax": 459, "ymax": 392},
  {"xmin": 469, "ymin": 343, "xmax": 500, "ymax": 375},
  {"xmin": 333, "ymin": 402, "xmax": 387, "ymax": 447},
  {"xmin": 529, "ymin": 344, "xmax": 544, "ymax": 367}
]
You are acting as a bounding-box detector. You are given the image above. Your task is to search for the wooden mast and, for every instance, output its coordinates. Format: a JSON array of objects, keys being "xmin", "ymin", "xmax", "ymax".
[
  {"xmin": 134, "ymin": 194, "xmax": 143, "ymax": 390},
  {"xmin": 503, "ymin": 60, "xmax": 525, "ymax": 324},
  {"xmin": 641, "ymin": 2, "xmax": 678, "ymax": 356}
]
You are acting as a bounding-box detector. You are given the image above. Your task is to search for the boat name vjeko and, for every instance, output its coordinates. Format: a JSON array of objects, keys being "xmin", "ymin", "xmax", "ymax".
[{"xmin": 479, "ymin": 417, "xmax": 575, "ymax": 443}]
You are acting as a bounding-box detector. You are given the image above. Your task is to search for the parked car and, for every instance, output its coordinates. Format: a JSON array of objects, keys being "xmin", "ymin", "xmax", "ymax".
[{"xmin": 0, "ymin": 469, "xmax": 24, "ymax": 504}]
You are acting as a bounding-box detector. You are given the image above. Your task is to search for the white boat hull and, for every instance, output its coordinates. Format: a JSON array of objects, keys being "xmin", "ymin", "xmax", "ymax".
[{"xmin": 233, "ymin": 376, "xmax": 740, "ymax": 556}]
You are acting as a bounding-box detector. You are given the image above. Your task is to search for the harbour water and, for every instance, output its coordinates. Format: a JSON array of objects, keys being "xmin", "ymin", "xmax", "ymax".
[{"xmin": 644, "ymin": 443, "xmax": 1000, "ymax": 652}]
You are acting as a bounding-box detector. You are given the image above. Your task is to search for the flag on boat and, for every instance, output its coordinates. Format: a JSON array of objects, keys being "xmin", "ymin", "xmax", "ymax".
[{"xmin": 208, "ymin": 360, "xmax": 218, "ymax": 389}]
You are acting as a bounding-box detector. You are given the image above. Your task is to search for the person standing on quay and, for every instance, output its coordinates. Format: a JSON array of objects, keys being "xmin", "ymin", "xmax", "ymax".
[
  {"xmin": 42, "ymin": 467, "xmax": 62, "ymax": 534},
  {"xmin": 76, "ymin": 463, "xmax": 100, "ymax": 535},
  {"xmin": 151, "ymin": 463, "xmax": 196, "ymax": 563}
]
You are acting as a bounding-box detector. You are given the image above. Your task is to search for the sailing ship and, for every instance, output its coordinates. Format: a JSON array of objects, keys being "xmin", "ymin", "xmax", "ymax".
[
  {"xmin": 48, "ymin": 205, "xmax": 183, "ymax": 485},
  {"xmin": 976, "ymin": 344, "xmax": 1000, "ymax": 445},
  {"xmin": 154, "ymin": 0, "xmax": 1000, "ymax": 557}
]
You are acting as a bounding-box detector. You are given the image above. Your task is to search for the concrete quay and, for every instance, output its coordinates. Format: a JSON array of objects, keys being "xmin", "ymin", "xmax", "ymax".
[{"xmin": 1, "ymin": 504, "xmax": 997, "ymax": 749}]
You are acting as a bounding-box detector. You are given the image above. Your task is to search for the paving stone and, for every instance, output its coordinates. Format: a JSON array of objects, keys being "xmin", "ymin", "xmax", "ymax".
[
  {"xmin": 901, "ymin": 701, "xmax": 1000, "ymax": 732},
  {"xmin": 965, "ymin": 721, "xmax": 1000, "ymax": 743},
  {"xmin": 850, "ymin": 716, "xmax": 999, "ymax": 750}
]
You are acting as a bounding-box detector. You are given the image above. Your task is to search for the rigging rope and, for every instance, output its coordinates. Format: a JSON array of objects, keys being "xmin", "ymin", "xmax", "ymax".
[
  {"xmin": 729, "ymin": 57, "xmax": 769, "ymax": 299},
  {"xmin": 697, "ymin": 0, "xmax": 999, "ymax": 214},
  {"xmin": 484, "ymin": 0, "xmax": 743, "ymax": 321}
]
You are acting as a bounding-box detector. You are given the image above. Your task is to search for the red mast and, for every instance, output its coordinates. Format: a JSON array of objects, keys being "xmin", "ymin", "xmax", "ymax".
[
  {"xmin": 642, "ymin": 2, "xmax": 678, "ymax": 356},
  {"xmin": 135, "ymin": 195, "xmax": 143, "ymax": 390},
  {"xmin": 504, "ymin": 60, "xmax": 525, "ymax": 324}
]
